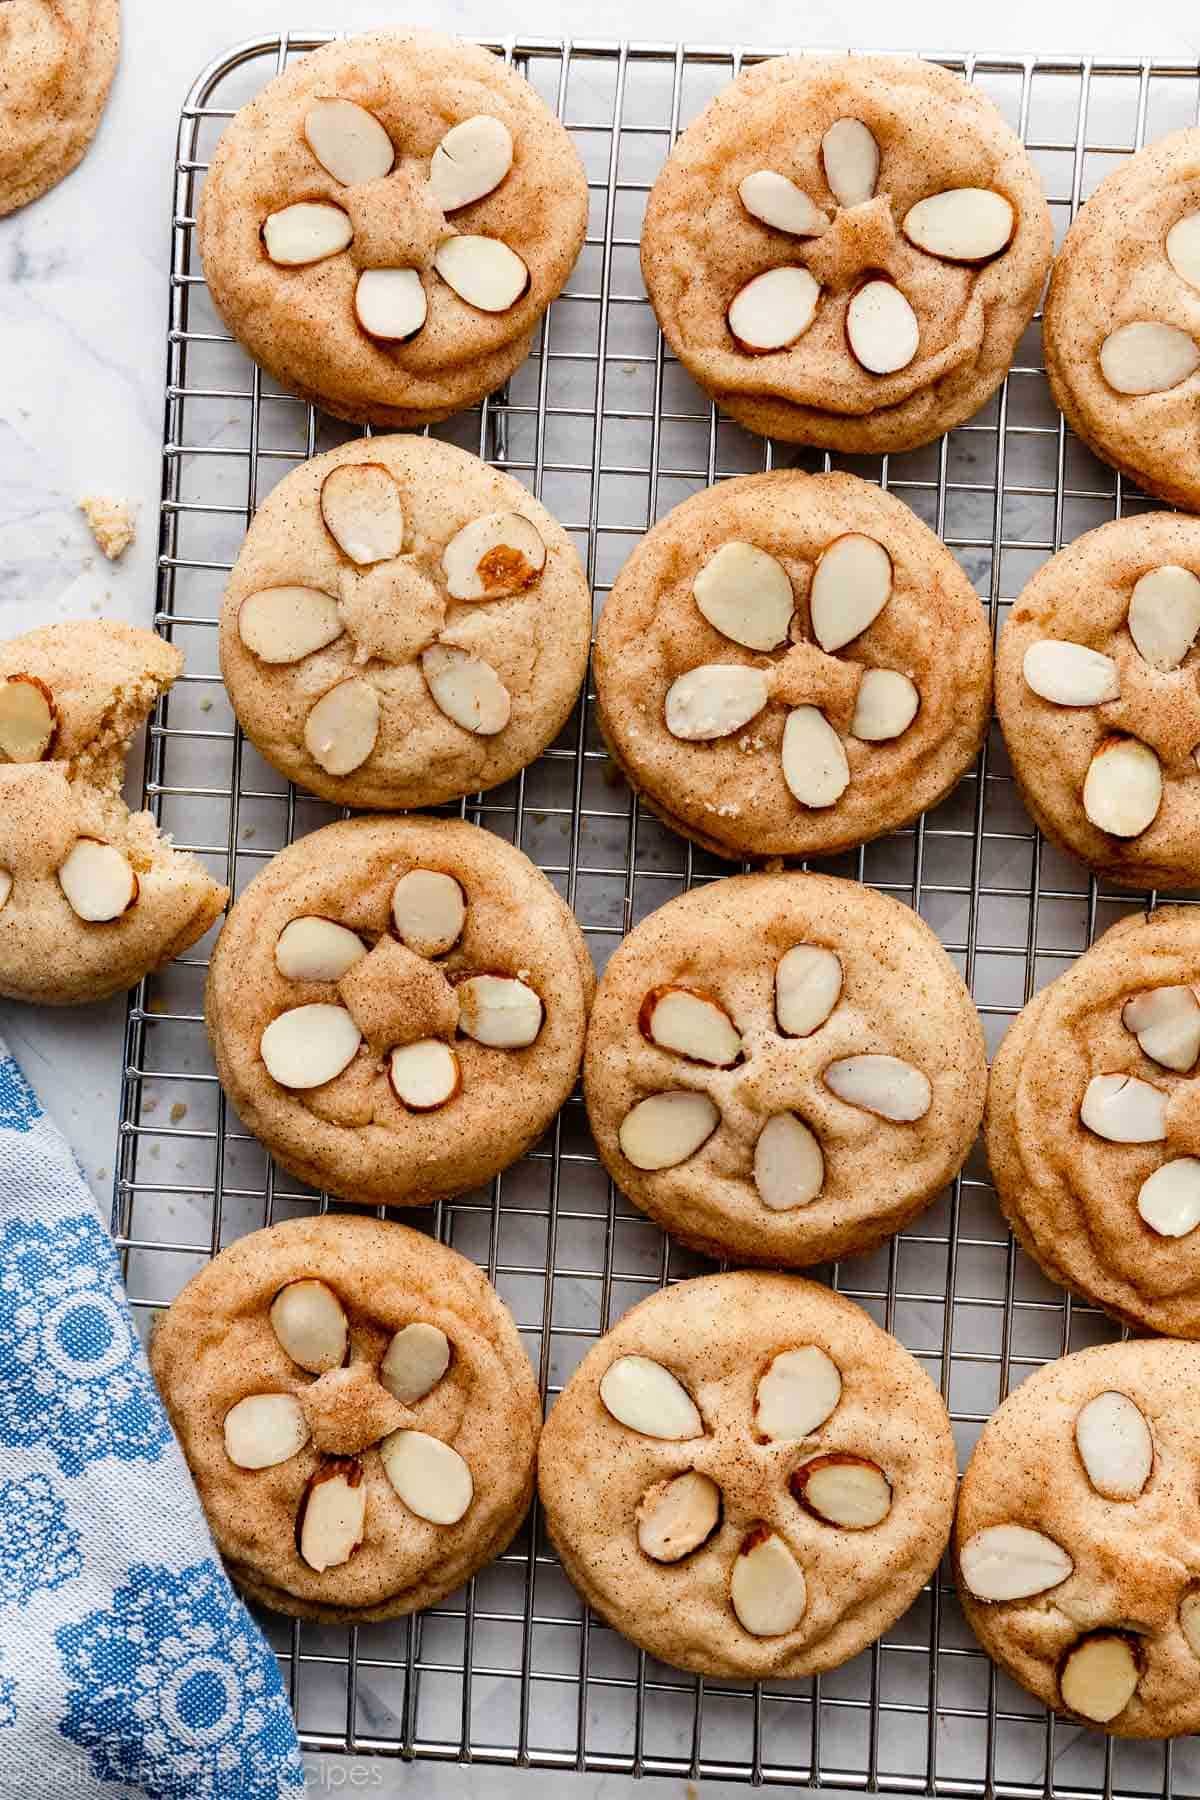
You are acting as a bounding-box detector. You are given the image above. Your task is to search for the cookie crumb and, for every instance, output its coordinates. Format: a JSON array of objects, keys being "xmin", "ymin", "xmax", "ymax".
[
  {"xmin": 169, "ymin": 1102, "xmax": 188, "ymax": 1124},
  {"xmin": 79, "ymin": 495, "xmax": 136, "ymax": 561},
  {"xmin": 143, "ymin": 1097, "xmax": 159, "ymax": 1115}
]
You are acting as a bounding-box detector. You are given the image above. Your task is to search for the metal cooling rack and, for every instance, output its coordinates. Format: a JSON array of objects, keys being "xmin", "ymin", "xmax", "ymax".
[{"xmin": 116, "ymin": 32, "xmax": 1200, "ymax": 1799}]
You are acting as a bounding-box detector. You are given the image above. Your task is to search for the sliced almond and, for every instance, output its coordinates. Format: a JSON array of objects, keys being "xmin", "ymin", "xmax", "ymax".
[
  {"xmin": 731, "ymin": 1528, "xmax": 807, "ymax": 1636},
  {"xmin": 304, "ymin": 679, "xmax": 380, "ymax": 776},
  {"xmin": 821, "ymin": 118, "xmax": 879, "ymax": 207},
  {"xmin": 1128, "ymin": 564, "xmax": 1200, "ymax": 671},
  {"xmin": 380, "ymin": 1323, "xmax": 451, "ymax": 1405},
  {"xmin": 1181, "ymin": 1589, "xmax": 1200, "ymax": 1658},
  {"xmin": 1138, "ymin": 1158, "xmax": 1200, "ymax": 1238},
  {"xmin": 958, "ymin": 1523, "xmax": 1074, "ymax": 1601},
  {"xmin": 379, "ymin": 1428, "xmax": 473, "ymax": 1524},
  {"xmin": 304, "ymin": 98, "xmax": 394, "ymax": 185},
  {"xmin": 665, "ymin": 665, "xmax": 769, "ymax": 742},
  {"xmin": 1082, "ymin": 737, "xmax": 1162, "ymax": 838},
  {"xmin": 1122, "ymin": 986, "xmax": 1200, "ymax": 1072},
  {"xmin": 775, "ymin": 945, "xmax": 843, "ymax": 1037},
  {"xmin": 791, "ymin": 1453, "xmax": 892, "ymax": 1528},
  {"xmin": 275, "ymin": 917, "xmax": 366, "ymax": 983},
  {"xmin": 753, "ymin": 1113, "xmax": 824, "ymax": 1211},
  {"xmin": 755, "ymin": 1345, "xmax": 841, "ymax": 1440},
  {"xmin": 1080, "ymin": 1072, "xmax": 1167, "ymax": 1142},
  {"xmin": 850, "ymin": 669, "xmax": 919, "ymax": 741},
  {"xmin": 1166, "ymin": 212, "xmax": 1200, "ymax": 293},
  {"xmin": 429, "ymin": 114, "xmax": 514, "ymax": 211},
  {"xmin": 692, "ymin": 541, "xmax": 794, "ymax": 651},
  {"xmin": 0, "ymin": 674, "xmax": 56, "ymax": 762},
  {"xmin": 391, "ymin": 870, "xmax": 466, "ymax": 957},
  {"xmin": 355, "ymin": 268, "xmax": 428, "ymax": 341},
  {"xmin": 825, "ymin": 1055, "xmax": 931, "ymax": 1122},
  {"xmin": 636, "ymin": 1470, "xmax": 721, "ymax": 1562},
  {"xmin": 1022, "ymin": 640, "xmax": 1120, "ymax": 706},
  {"xmin": 320, "ymin": 464, "xmax": 404, "ymax": 566},
  {"xmin": 727, "ymin": 266, "xmax": 820, "ymax": 353},
  {"xmin": 847, "ymin": 280, "xmax": 919, "ymax": 375},
  {"xmin": 238, "ymin": 586, "xmax": 344, "ymax": 664},
  {"xmin": 434, "ymin": 236, "xmax": 529, "ymax": 312},
  {"xmin": 260, "ymin": 1003, "xmax": 362, "ymax": 1090},
  {"xmin": 298, "ymin": 1459, "xmax": 366, "ymax": 1571},
  {"xmin": 1060, "ymin": 1633, "xmax": 1140, "ymax": 1725},
  {"xmin": 421, "ymin": 644, "xmax": 511, "ymax": 736},
  {"xmin": 901, "ymin": 188, "xmax": 1014, "ymax": 262},
  {"xmin": 781, "ymin": 706, "xmax": 850, "ymax": 808},
  {"xmin": 1100, "ymin": 321, "xmax": 1199, "ymax": 395},
  {"xmin": 270, "ymin": 1279, "xmax": 348, "ymax": 1374},
  {"xmin": 224, "ymin": 1393, "xmax": 310, "ymax": 1469},
  {"xmin": 640, "ymin": 987, "xmax": 741, "ymax": 1067},
  {"xmin": 618, "ymin": 1091, "xmax": 720, "ymax": 1171},
  {"xmin": 458, "ymin": 974, "xmax": 542, "ymax": 1048},
  {"xmin": 599, "ymin": 1355, "xmax": 702, "ymax": 1439},
  {"xmin": 738, "ymin": 171, "xmax": 829, "ymax": 237},
  {"xmin": 809, "ymin": 533, "xmax": 893, "ymax": 653},
  {"xmin": 1075, "ymin": 1391, "xmax": 1152, "ymax": 1501},
  {"xmin": 388, "ymin": 1039, "xmax": 461, "ymax": 1110},
  {"xmin": 441, "ymin": 511, "xmax": 546, "ymax": 600},
  {"xmin": 0, "ymin": 870, "xmax": 11, "ymax": 911},
  {"xmin": 262, "ymin": 201, "xmax": 353, "ymax": 267},
  {"xmin": 58, "ymin": 840, "xmax": 138, "ymax": 922}
]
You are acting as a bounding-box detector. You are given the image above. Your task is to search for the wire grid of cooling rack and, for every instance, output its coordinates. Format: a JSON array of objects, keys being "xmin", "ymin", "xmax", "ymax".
[{"xmin": 115, "ymin": 31, "xmax": 1200, "ymax": 1799}]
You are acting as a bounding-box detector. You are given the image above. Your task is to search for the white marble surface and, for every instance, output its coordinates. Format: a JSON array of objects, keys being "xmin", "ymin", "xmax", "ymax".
[{"xmin": 0, "ymin": 3, "xmax": 1197, "ymax": 1796}]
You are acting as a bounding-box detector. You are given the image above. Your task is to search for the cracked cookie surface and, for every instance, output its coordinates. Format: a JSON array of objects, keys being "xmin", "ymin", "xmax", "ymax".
[
  {"xmin": 150, "ymin": 1214, "xmax": 541, "ymax": 1622},
  {"xmin": 538, "ymin": 1272, "xmax": 956, "ymax": 1678},
  {"xmin": 641, "ymin": 55, "xmax": 1051, "ymax": 452}
]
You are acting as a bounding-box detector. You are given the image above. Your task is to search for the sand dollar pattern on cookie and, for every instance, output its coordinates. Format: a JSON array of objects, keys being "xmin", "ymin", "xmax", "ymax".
[
  {"xmin": 641, "ymin": 56, "xmax": 1052, "ymax": 451},
  {"xmin": 985, "ymin": 906, "xmax": 1200, "ymax": 1337},
  {"xmin": 956, "ymin": 1341, "xmax": 1200, "ymax": 1737},
  {"xmin": 205, "ymin": 817, "xmax": 593, "ymax": 1208},
  {"xmin": 595, "ymin": 471, "xmax": 992, "ymax": 861},
  {"xmin": 221, "ymin": 436, "xmax": 591, "ymax": 810},
  {"xmin": 996, "ymin": 513, "xmax": 1200, "ymax": 889},
  {"xmin": 538, "ymin": 1274, "xmax": 957, "ymax": 1678},
  {"xmin": 584, "ymin": 875, "xmax": 987, "ymax": 1267}
]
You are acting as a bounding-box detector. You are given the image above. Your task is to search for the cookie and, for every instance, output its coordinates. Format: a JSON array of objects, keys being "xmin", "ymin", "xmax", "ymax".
[
  {"xmin": 0, "ymin": 1, "xmax": 119, "ymax": 217},
  {"xmin": 985, "ymin": 906, "xmax": 1200, "ymax": 1337},
  {"xmin": 594, "ymin": 471, "xmax": 992, "ymax": 861},
  {"xmin": 220, "ymin": 435, "xmax": 591, "ymax": 810},
  {"xmin": 0, "ymin": 620, "xmax": 228, "ymax": 1005},
  {"xmin": 149, "ymin": 1215, "xmax": 542, "ymax": 1623},
  {"xmin": 206, "ymin": 816, "xmax": 594, "ymax": 1208},
  {"xmin": 538, "ymin": 1272, "xmax": 956, "ymax": 1678},
  {"xmin": 996, "ymin": 513, "xmax": 1200, "ymax": 890},
  {"xmin": 197, "ymin": 30, "xmax": 587, "ymax": 427},
  {"xmin": 1043, "ymin": 129, "xmax": 1200, "ymax": 512},
  {"xmin": 956, "ymin": 1340, "xmax": 1200, "ymax": 1738},
  {"xmin": 641, "ymin": 55, "xmax": 1051, "ymax": 452},
  {"xmin": 584, "ymin": 873, "xmax": 986, "ymax": 1267}
]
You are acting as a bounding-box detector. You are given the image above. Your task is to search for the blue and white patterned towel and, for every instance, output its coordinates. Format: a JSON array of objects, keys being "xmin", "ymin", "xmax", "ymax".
[{"xmin": 0, "ymin": 1042, "xmax": 306, "ymax": 1799}]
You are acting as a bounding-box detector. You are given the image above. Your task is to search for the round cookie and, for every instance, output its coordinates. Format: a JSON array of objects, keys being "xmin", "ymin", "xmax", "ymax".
[
  {"xmin": 206, "ymin": 816, "xmax": 594, "ymax": 1208},
  {"xmin": 1044, "ymin": 129, "xmax": 1200, "ymax": 512},
  {"xmin": 584, "ymin": 874, "xmax": 986, "ymax": 1267},
  {"xmin": 220, "ymin": 435, "xmax": 591, "ymax": 810},
  {"xmin": 0, "ymin": 620, "xmax": 228, "ymax": 1005},
  {"xmin": 956, "ymin": 1340, "xmax": 1200, "ymax": 1738},
  {"xmin": 149, "ymin": 1215, "xmax": 542, "ymax": 1623},
  {"xmin": 538, "ymin": 1272, "xmax": 957, "ymax": 1678},
  {"xmin": 594, "ymin": 471, "xmax": 992, "ymax": 861},
  {"xmin": 641, "ymin": 55, "xmax": 1052, "ymax": 453},
  {"xmin": 0, "ymin": 1, "xmax": 120, "ymax": 218},
  {"xmin": 197, "ymin": 30, "xmax": 587, "ymax": 427},
  {"xmin": 985, "ymin": 906, "xmax": 1200, "ymax": 1337},
  {"xmin": 996, "ymin": 514, "xmax": 1200, "ymax": 890}
]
